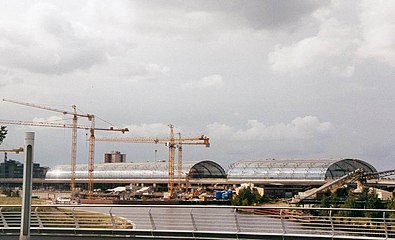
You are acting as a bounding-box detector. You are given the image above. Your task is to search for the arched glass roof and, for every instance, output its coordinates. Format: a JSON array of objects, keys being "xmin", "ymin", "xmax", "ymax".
[
  {"xmin": 189, "ymin": 160, "xmax": 226, "ymax": 179},
  {"xmin": 227, "ymin": 159, "xmax": 377, "ymax": 180},
  {"xmin": 46, "ymin": 160, "xmax": 226, "ymax": 180}
]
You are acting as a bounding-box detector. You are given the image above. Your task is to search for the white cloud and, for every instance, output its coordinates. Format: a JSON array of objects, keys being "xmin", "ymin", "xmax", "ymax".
[
  {"xmin": 8, "ymin": 115, "xmax": 67, "ymax": 130},
  {"xmin": 207, "ymin": 122, "xmax": 234, "ymax": 138},
  {"xmin": 123, "ymin": 63, "xmax": 170, "ymax": 82},
  {"xmin": 208, "ymin": 116, "xmax": 332, "ymax": 141},
  {"xmin": 357, "ymin": 0, "xmax": 395, "ymax": 66},
  {"xmin": 33, "ymin": 116, "xmax": 65, "ymax": 123},
  {"xmin": 124, "ymin": 123, "xmax": 173, "ymax": 137},
  {"xmin": 268, "ymin": 1, "xmax": 395, "ymax": 73},
  {"xmin": 268, "ymin": 18, "xmax": 359, "ymax": 74},
  {"xmin": 182, "ymin": 74, "xmax": 224, "ymax": 89}
]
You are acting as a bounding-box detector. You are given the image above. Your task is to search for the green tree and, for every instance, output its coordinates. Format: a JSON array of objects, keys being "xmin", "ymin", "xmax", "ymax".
[
  {"xmin": 338, "ymin": 196, "xmax": 360, "ymax": 217},
  {"xmin": 330, "ymin": 187, "xmax": 349, "ymax": 208},
  {"xmin": 335, "ymin": 188, "xmax": 383, "ymax": 218},
  {"xmin": 387, "ymin": 193, "xmax": 395, "ymax": 218},
  {"xmin": 319, "ymin": 194, "xmax": 331, "ymax": 216},
  {"xmin": 388, "ymin": 193, "xmax": 395, "ymax": 210},
  {"xmin": 355, "ymin": 188, "xmax": 382, "ymax": 218},
  {"xmin": 0, "ymin": 126, "xmax": 7, "ymax": 145},
  {"xmin": 232, "ymin": 187, "xmax": 262, "ymax": 206}
]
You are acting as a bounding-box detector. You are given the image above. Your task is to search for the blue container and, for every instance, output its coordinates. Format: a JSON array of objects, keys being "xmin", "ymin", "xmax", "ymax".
[
  {"xmin": 215, "ymin": 191, "xmax": 222, "ymax": 200},
  {"xmin": 222, "ymin": 192, "xmax": 229, "ymax": 199},
  {"xmin": 227, "ymin": 190, "xmax": 233, "ymax": 199}
]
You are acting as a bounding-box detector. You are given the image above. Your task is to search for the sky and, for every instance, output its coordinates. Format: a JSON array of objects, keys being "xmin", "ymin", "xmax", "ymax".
[{"xmin": 0, "ymin": 0, "xmax": 394, "ymax": 171}]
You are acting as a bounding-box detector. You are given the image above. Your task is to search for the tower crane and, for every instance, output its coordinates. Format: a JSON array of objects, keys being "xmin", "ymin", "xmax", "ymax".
[
  {"xmin": 3, "ymin": 98, "xmax": 93, "ymax": 193},
  {"xmin": 95, "ymin": 125, "xmax": 210, "ymax": 198},
  {"xmin": 0, "ymin": 119, "xmax": 128, "ymax": 197},
  {"xmin": 0, "ymin": 147, "xmax": 24, "ymax": 161}
]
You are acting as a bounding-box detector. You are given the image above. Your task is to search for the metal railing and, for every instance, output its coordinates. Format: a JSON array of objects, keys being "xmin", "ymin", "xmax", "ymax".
[{"xmin": 0, "ymin": 205, "xmax": 394, "ymax": 239}]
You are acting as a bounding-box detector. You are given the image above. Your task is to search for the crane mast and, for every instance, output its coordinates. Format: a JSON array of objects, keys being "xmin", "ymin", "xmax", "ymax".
[
  {"xmin": 177, "ymin": 132, "xmax": 182, "ymax": 192},
  {"xmin": 88, "ymin": 116, "xmax": 96, "ymax": 197},
  {"xmin": 71, "ymin": 105, "xmax": 78, "ymax": 192},
  {"xmin": 168, "ymin": 125, "xmax": 176, "ymax": 198}
]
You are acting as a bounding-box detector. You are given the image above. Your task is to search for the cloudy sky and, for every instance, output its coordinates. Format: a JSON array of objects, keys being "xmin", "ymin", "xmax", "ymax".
[{"xmin": 0, "ymin": 0, "xmax": 394, "ymax": 171}]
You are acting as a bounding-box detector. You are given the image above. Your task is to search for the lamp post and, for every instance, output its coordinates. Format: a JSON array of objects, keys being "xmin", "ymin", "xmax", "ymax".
[{"xmin": 20, "ymin": 132, "xmax": 34, "ymax": 240}]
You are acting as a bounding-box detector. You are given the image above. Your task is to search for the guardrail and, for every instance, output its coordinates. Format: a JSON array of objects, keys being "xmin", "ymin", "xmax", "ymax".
[{"xmin": 0, "ymin": 205, "xmax": 394, "ymax": 239}]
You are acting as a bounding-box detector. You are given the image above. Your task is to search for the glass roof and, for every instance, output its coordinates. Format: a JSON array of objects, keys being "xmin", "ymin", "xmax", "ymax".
[
  {"xmin": 227, "ymin": 159, "xmax": 377, "ymax": 180},
  {"xmin": 189, "ymin": 160, "xmax": 226, "ymax": 179},
  {"xmin": 46, "ymin": 160, "xmax": 226, "ymax": 180},
  {"xmin": 46, "ymin": 159, "xmax": 376, "ymax": 181}
]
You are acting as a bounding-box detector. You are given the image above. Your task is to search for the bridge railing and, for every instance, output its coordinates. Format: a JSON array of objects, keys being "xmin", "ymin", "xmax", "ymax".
[
  {"xmin": 0, "ymin": 204, "xmax": 394, "ymax": 239},
  {"xmin": 0, "ymin": 205, "xmax": 134, "ymax": 231}
]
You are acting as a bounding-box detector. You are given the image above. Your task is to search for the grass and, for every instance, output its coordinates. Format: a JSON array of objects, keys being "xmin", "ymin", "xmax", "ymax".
[
  {"xmin": 0, "ymin": 197, "xmax": 45, "ymax": 205},
  {"xmin": 0, "ymin": 197, "xmax": 133, "ymax": 229}
]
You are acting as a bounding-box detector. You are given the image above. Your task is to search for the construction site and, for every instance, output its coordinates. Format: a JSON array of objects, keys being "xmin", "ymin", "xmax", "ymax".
[{"xmin": 1, "ymin": 99, "xmax": 395, "ymax": 205}]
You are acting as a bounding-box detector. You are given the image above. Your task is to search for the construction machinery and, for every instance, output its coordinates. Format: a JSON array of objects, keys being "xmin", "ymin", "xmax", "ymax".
[
  {"xmin": 293, "ymin": 168, "xmax": 395, "ymax": 203},
  {"xmin": 0, "ymin": 147, "xmax": 24, "ymax": 161},
  {"xmin": 3, "ymin": 99, "xmax": 94, "ymax": 193},
  {"xmin": 95, "ymin": 124, "xmax": 210, "ymax": 198},
  {"xmin": 363, "ymin": 169, "xmax": 395, "ymax": 181},
  {"xmin": 0, "ymin": 119, "xmax": 128, "ymax": 197}
]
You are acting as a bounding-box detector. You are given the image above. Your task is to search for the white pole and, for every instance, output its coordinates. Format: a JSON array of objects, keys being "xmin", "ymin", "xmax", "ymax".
[{"xmin": 20, "ymin": 132, "xmax": 34, "ymax": 240}]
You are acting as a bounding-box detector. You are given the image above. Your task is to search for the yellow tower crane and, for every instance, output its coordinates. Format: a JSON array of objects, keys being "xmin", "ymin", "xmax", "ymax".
[
  {"xmin": 95, "ymin": 125, "xmax": 210, "ymax": 198},
  {"xmin": 0, "ymin": 119, "xmax": 128, "ymax": 197},
  {"xmin": 3, "ymin": 98, "xmax": 93, "ymax": 193},
  {"xmin": 0, "ymin": 147, "xmax": 24, "ymax": 161}
]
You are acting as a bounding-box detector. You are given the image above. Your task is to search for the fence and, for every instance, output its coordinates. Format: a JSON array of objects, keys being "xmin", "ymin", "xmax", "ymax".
[{"xmin": 0, "ymin": 205, "xmax": 394, "ymax": 239}]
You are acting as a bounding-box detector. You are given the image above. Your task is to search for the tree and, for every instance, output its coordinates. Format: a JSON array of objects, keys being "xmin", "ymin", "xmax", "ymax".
[
  {"xmin": 338, "ymin": 196, "xmax": 360, "ymax": 217},
  {"xmin": 330, "ymin": 187, "xmax": 349, "ymax": 208},
  {"xmin": 387, "ymin": 193, "xmax": 395, "ymax": 218},
  {"xmin": 0, "ymin": 126, "xmax": 7, "ymax": 145},
  {"xmin": 388, "ymin": 193, "xmax": 395, "ymax": 210},
  {"xmin": 232, "ymin": 187, "xmax": 262, "ymax": 206},
  {"xmin": 319, "ymin": 193, "xmax": 331, "ymax": 216}
]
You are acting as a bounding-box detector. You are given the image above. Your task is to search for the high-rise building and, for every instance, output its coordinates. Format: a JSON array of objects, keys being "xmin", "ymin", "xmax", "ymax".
[{"xmin": 104, "ymin": 151, "xmax": 126, "ymax": 163}]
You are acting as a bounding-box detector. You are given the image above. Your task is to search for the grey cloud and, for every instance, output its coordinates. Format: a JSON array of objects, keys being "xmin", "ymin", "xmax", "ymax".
[
  {"xmin": 0, "ymin": 3, "xmax": 108, "ymax": 75},
  {"xmin": 134, "ymin": 0, "xmax": 329, "ymax": 30},
  {"xmin": 227, "ymin": 0, "xmax": 330, "ymax": 30},
  {"xmin": 0, "ymin": 39, "xmax": 107, "ymax": 75}
]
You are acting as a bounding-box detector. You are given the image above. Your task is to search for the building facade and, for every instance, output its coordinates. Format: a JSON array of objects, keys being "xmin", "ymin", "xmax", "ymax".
[
  {"xmin": 0, "ymin": 159, "xmax": 48, "ymax": 179},
  {"xmin": 104, "ymin": 151, "xmax": 126, "ymax": 163}
]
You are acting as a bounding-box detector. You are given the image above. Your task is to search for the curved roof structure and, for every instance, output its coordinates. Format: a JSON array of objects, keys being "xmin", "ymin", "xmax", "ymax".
[
  {"xmin": 227, "ymin": 159, "xmax": 377, "ymax": 180},
  {"xmin": 45, "ymin": 160, "xmax": 226, "ymax": 180}
]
